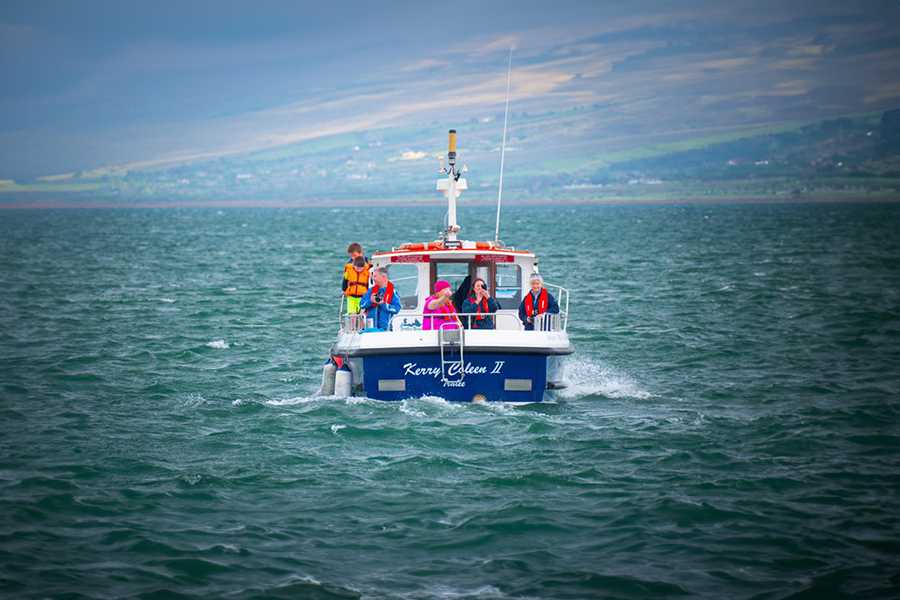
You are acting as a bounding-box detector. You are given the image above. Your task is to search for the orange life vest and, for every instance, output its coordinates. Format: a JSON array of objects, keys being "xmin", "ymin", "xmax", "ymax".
[
  {"xmin": 343, "ymin": 263, "xmax": 371, "ymax": 297},
  {"xmin": 524, "ymin": 288, "xmax": 549, "ymax": 317}
]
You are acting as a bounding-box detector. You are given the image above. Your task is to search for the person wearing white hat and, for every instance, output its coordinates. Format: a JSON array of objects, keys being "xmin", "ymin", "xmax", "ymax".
[{"xmin": 518, "ymin": 273, "xmax": 559, "ymax": 331}]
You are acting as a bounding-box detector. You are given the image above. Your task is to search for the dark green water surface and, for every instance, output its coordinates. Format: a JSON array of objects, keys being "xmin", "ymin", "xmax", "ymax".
[{"xmin": 1, "ymin": 204, "xmax": 899, "ymax": 599}]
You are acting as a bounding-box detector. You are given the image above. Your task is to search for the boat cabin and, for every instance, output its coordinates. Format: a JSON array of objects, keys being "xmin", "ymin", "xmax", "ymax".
[{"xmin": 355, "ymin": 240, "xmax": 566, "ymax": 332}]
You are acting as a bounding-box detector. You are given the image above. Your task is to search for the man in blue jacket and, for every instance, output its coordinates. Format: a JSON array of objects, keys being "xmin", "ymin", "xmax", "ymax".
[
  {"xmin": 518, "ymin": 273, "xmax": 560, "ymax": 331},
  {"xmin": 360, "ymin": 268, "xmax": 402, "ymax": 331}
]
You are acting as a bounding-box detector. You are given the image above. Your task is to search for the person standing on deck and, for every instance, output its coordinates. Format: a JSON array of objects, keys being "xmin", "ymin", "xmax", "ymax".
[
  {"xmin": 423, "ymin": 280, "xmax": 462, "ymax": 330},
  {"xmin": 360, "ymin": 268, "xmax": 401, "ymax": 331},
  {"xmin": 343, "ymin": 255, "xmax": 370, "ymax": 315},
  {"xmin": 519, "ymin": 273, "xmax": 560, "ymax": 331}
]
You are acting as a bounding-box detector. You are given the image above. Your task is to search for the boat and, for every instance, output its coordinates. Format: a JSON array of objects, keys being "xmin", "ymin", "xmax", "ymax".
[{"xmin": 321, "ymin": 129, "xmax": 574, "ymax": 403}]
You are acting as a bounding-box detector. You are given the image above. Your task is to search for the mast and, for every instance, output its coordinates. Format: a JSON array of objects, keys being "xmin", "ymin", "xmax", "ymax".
[{"xmin": 437, "ymin": 129, "xmax": 467, "ymax": 246}]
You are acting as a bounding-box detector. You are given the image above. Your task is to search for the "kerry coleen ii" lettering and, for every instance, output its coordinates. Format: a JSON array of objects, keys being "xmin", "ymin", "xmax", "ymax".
[{"xmin": 402, "ymin": 361, "xmax": 505, "ymax": 378}]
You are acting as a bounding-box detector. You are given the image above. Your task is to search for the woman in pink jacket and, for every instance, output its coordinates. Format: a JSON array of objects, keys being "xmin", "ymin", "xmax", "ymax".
[{"xmin": 423, "ymin": 280, "xmax": 461, "ymax": 330}]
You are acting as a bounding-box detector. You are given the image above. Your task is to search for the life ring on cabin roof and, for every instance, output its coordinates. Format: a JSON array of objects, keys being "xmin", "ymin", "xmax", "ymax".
[
  {"xmin": 475, "ymin": 241, "xmax": 494, "ymax": 250},
  {"xmin": 399, "ymin": 241, "xmax": 444, "ymax": 251}
]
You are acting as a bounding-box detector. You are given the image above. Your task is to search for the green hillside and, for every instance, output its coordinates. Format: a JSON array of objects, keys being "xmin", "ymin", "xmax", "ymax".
[{"xmin": 3, "ymin": 108, "xmax": 900, "ymax": 205}]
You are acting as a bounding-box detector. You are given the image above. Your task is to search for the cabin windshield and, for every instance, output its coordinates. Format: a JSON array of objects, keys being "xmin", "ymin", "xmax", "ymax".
[
  {"xmin": 428, "ymin": 258, "xmax": 521, "ymax": 309},
  {"xmin": 494, "ymin": 263, "xmax": 522, "ymax": 309},
  {"xmin": 384, "ymin": 263, "xmax": 420, "ymax": 309},
  {"xmin": 370, "ymin": 251, "xmax": 536, "ymax": 316},
  {"xmin": 432, "ymin": 261, "xmax": 470, "ymax": 292}
]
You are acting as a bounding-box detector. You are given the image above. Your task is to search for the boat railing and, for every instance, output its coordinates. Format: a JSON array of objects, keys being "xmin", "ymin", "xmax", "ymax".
[
  {"xmin": 338, "ymin": 294, "xmax": 347, "ymax": 329},
  {"xmin": 338, "ymin": 283, "xmax": 570, "ymax": 333},
  {"xmin": 542, "ymin": 282, "xmax": 570, "ymax": 331},
  {"xmin": 533, "ymin": 312, "xmax": 565, "ymax": 332},
  {"xmin": 387, "ymin": 312, "xmax": 525, "ymax": 332},
  {"xmin": 338, "ymin": 310, "xmax": 567, "ymax": 333},
  {"xmin": 340, "ymin": 312, "xmax": 367, "ymax": 334}
]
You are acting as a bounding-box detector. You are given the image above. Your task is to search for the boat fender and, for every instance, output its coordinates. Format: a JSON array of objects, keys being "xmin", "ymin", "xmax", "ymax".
[
  {"xmin": 334, "ymin": 363, "xmax": 353, "ymax": 398},
  {"xmin": 318, "ymin": 358, "xmax": 337, "ymax": 396}
]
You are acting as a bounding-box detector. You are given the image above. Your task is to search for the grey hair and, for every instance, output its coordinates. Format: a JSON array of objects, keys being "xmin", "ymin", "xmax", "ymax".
[
  {"xmin": 374, "ymin": 267, "xmax": 389, "ymax": 277},
  {"xmin": 529, "ymin": 272, "xmax": 543, "ymax": 283}
]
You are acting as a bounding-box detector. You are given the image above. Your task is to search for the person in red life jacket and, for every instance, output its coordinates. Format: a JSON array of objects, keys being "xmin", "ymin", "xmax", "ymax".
[
  {"xmin": 423, "ymin": 279, "xmax": 462, "ymax": 330},
  {"xmin": 360, "ymin": 268, "xmax": 402, "ymax": 331},
  {"xmin": 461, "ymin": 278, "xmax": 499, "ymax": 330},
  {"xmin": 518, "ymin": 272, "xmax": 560, "ymax": 331}
]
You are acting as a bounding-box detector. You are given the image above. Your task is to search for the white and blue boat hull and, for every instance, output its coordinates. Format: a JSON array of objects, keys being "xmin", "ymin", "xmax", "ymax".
[
  {"xmin": 358, "ymin": 351, "xmax": 566, "ymax": 402},
  {"xmin": 331, "ymin": 328, "xmax": 572, "ymax": 403}
]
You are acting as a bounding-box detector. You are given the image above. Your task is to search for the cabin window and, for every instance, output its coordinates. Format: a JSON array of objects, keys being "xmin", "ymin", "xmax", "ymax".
[
  {"xmin": 494, "ymin": 263, "xmax": 522, "ymax": 309},
  {"xmin": 474, "ymin": 265, "xmax": 490, "ymax": 287},
  {"xmin": 432, "ymin": 261, "xmax": 471, "ymax": 295},
  {"xmin": 386, "ymin": 264, "xmax": 420, "ymax": 309}
]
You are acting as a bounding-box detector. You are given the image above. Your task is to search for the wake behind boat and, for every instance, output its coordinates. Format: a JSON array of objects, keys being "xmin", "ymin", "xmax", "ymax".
[{"xmin": 320, "ymin": 130, "xmax": 575, "ymax": 403}]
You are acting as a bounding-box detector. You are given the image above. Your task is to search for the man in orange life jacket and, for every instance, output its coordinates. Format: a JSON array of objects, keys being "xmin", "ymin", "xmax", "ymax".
[
  {"xmin": 360, "ymin": 268, "xmax": 402, "ymax": 331},
  {"xmin": 518, "ymin": 273, "xmax": 560, "ymax": 331}
]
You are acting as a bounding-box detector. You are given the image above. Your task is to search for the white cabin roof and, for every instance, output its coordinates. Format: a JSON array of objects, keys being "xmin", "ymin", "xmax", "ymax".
[{"xmin": 372, "ymin": 240, "xmax": 535, "ymax": 264}]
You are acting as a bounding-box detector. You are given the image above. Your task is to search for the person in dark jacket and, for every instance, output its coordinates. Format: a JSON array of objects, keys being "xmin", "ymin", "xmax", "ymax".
[
  {"xmin": 461, "ymin": 278, "xmax": 499, "ymax": 329},
  {"xmin": 451, "ymin": 275, "xmax": 471, "ymax": 315},
  {"xmin": 518, "ymin": 273, "xmax": 560, "ymax": 331}
]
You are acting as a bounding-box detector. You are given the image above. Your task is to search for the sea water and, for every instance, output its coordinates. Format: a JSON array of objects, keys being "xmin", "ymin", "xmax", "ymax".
[{"xmin": 1, "ymin": 203, "xmax": 899, "ymax": 598}]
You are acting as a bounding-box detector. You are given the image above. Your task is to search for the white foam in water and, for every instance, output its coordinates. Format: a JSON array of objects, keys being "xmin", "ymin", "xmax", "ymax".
[
  {"xmin": 344, "ymin": 396, "xmax": 381, "ymax": 405},
  {"xmin": 560, "ymin": 357, "xmax": 652, "ymax": 400},
  {"xmin": 159, "ymin": 297, "xmax": 176, "ymax": 303},
  {"xmin": 330, "ymin": 424, "xmax": 346, "ymax": 434},
  {"xmin": 399, "ymin": 400, "xmax": 427, "ymax": 418},
  {"xmin": 407, "ymin": 585, "xmax": 508, "ymax": 600},
  {"xmin": 180, "ymin": 393, "xmax": 207, "ymax": 407},
  {"xmin": 478, "ymin": 401, "xmax": 523, "ymax": 414},
  {"xmin": 417, "ymin": 395, "xmax": 457, "ymax": 406},
  {"xmin": 264, "ymin": 396, "xmax": 319, "ymax": 406},
  {"xmin": 206, "ymin": 339, "xmax": 229, "ymax": 349}
]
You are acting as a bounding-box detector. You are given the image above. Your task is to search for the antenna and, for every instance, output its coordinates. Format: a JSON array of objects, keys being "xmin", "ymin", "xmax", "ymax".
[{"xmin": 494, "ymin": 47, "xmax": 513, "ymax": 243}]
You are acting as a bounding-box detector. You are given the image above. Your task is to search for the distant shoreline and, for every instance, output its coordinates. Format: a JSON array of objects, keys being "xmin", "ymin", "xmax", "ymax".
[{"xmin": 3, "ymin": 194, "xmax": 900, "ymax": 209}]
